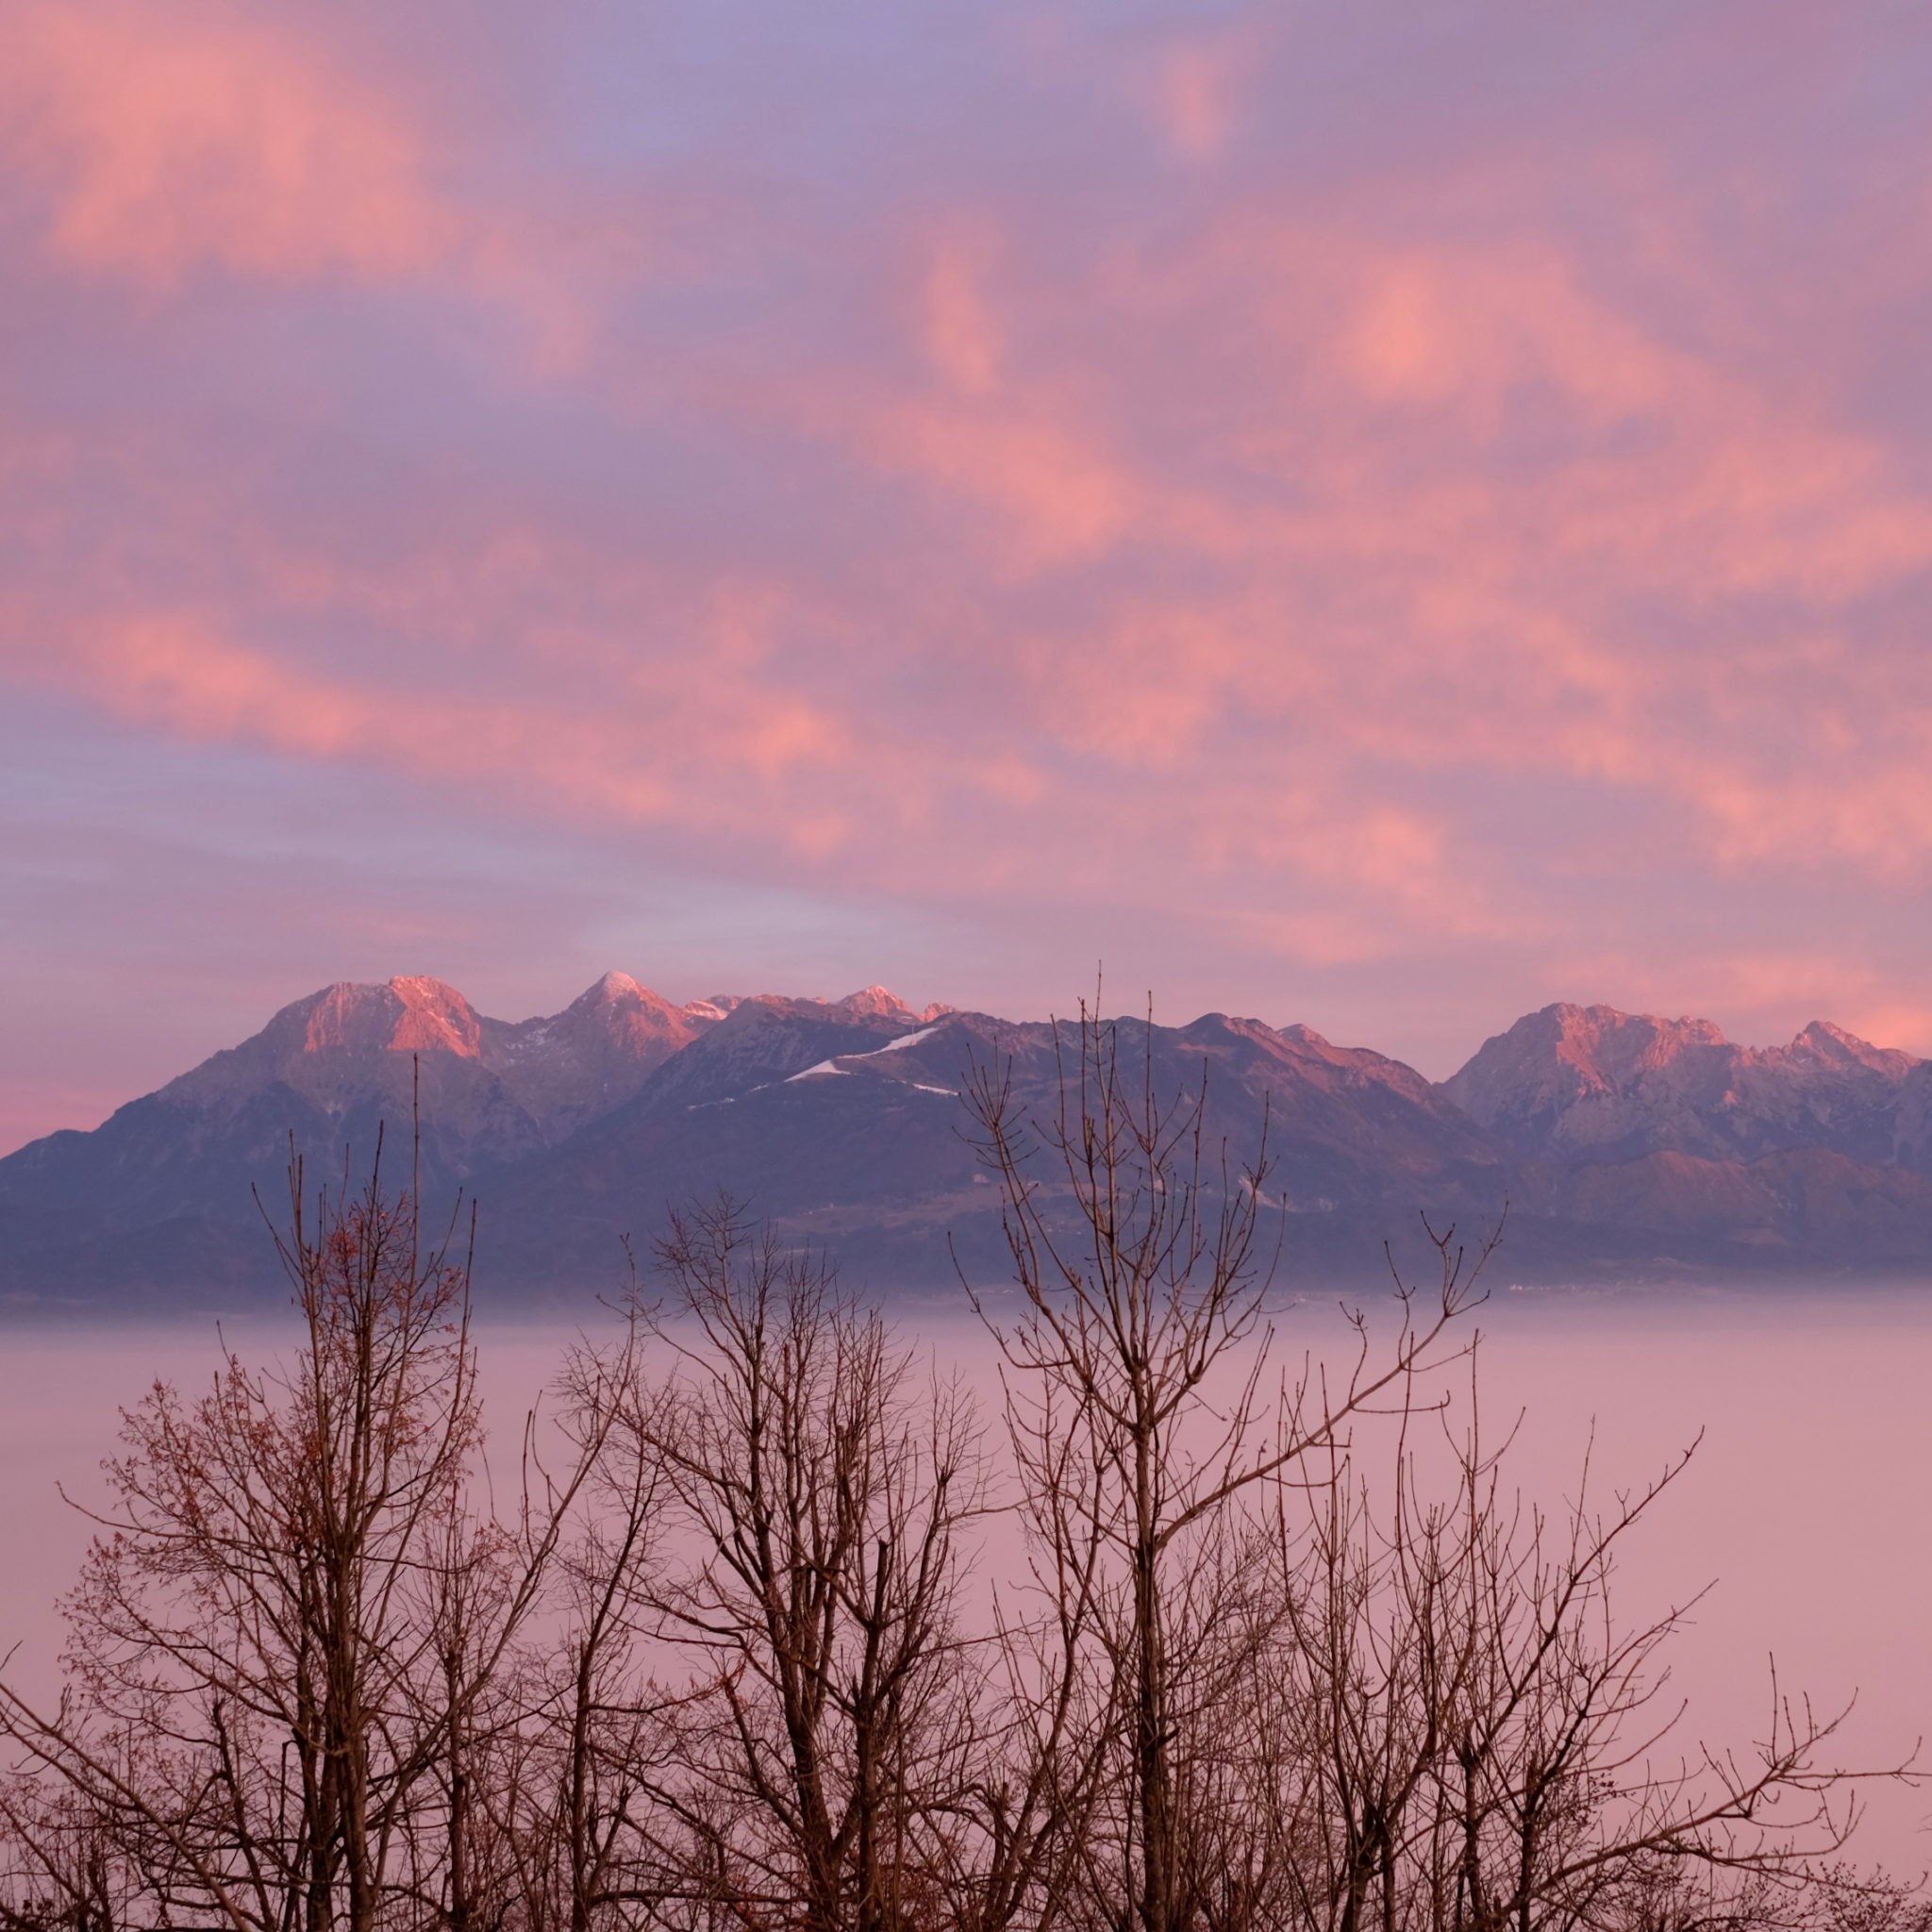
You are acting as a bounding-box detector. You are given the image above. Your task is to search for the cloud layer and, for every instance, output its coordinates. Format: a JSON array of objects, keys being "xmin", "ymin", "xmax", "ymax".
[{"xmin": 5, "ymin": 0, "xmax": 1932, "ymax": 1145}]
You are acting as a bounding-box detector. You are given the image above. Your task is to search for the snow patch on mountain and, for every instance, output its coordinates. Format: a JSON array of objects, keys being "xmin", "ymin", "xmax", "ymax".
[{"xmin": 784, "ymin": 1059, "xmax": 853, "ymax": 1082}]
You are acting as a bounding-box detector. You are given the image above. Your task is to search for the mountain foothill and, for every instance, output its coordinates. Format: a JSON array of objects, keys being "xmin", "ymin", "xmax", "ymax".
[{"xmin": 6, "ymin": 974, "xmax": 1932, "ymax": 1307}]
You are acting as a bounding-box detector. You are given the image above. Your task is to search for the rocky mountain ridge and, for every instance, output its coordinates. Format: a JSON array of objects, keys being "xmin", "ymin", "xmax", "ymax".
[
  {"xmin": 3, "ymin": 984, "xmax": 1930, "ymax": 1307},
  {"xmin": 1443, "ymin": 1002, "xmax": 1928, "ymax": 1166}
]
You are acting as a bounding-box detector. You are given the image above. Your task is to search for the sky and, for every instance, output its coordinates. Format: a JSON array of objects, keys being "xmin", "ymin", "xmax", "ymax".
[{"xmin": 5, "ymin": 0, "xmax": 1932, "ymax": 1153}]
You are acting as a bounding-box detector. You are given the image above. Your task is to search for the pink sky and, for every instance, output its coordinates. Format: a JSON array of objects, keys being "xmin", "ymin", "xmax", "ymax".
[{"xmin": 4, "ymin": 0, "xmax": 1931, "ymax": 1152}]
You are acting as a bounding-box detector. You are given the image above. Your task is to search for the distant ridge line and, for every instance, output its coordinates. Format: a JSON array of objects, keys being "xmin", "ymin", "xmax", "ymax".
[{"xmin": 3, "ymin": 980, "xmax": 1930, "ymax": 1307}]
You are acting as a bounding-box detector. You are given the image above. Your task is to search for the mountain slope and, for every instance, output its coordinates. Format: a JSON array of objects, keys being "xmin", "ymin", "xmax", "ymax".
[
  {"xmin": 475, "ymin": 1008, "xmax": 1507, "ymax": 1297},
  {"xmin": 1441, "ymin": 1004, "xmax": 1919, "ymax": 1165},
  {"xmin": 0, "ymin": 974, "xmax": 718, "ymax": 1298},
  {"xmin": 7, "ymin": 982, "xmax": 1932, "ymax": 1308},
  {"xmin": 481, "ymin": 972, "xmax": 716, "ymax": 1135}
]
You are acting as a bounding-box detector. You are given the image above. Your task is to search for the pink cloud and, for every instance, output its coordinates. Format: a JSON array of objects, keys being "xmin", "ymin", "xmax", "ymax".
[
  {"xmin": 7, "ymin": 3, "xmax": 1932, "ymax": 1098},
  {"xmin": 1147, "ymin": 35, "xmax": 1250, "ymax": 162},
  {"xmin": 0, "ymin": 2, "xmax": 635, "ymax": 376},
  {"xmin": 920, "ymin": 229, "xmax": 1006, "ymax": 395},
  {"xmin": 783, "ymin": 207, "xmax": 1932, "ymax": 907},
  {"xmin": 55, "ymin": 608, "xmax": 875, "ymax": 846},
  {"xmin": 17, "ymin": 179, "xmax": 1932, "ymax": 957},
  {"xmin": 847, "ymin": 394, "xmax": 1140, "ymax": 570},
  {"xmin": 0, "ymin": 3, "xmax": 446, "ymax": 286}
]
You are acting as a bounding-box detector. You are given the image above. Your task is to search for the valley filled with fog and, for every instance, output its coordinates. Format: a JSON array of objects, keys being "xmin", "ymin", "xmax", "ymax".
[{"xmin": 4, "ymin": 1287, "xmax": 1928, "ymax": 1876}]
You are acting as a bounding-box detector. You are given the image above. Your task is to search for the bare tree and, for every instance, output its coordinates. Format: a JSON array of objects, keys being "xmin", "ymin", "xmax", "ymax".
[
  {"xmin": 479, "ymin": 1311, "xmax": 677, "ymax": 1932},
  {"xmin": 958, "ymin": 999, "xmax": 1486, "ymax": 1932},
  {"xmin": 1265, "ymin": 1365, "xmax": 1912, "ymax": 1932},
  {"xmin": 0, "ymin": 1135, "xmax": 585, "ymax": 1932},
  {"xmin": 558, "ymin": 1199, "xmax": 987, "ymax": 1932}
]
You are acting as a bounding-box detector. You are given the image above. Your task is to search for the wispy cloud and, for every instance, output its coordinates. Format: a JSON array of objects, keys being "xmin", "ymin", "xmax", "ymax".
[{"xmin": 5, "ymin": 0, "xmax": 1932, "ymax": 1140}]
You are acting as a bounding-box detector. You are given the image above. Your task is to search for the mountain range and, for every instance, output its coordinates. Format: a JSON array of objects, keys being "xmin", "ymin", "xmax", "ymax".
[{"xmin": 5, "ymin": 975, "xmax": 1932, "ymax": 1309}]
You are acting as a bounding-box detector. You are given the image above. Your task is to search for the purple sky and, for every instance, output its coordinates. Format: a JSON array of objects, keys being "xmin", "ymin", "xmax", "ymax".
[{"xmin": 4, "ymin": 0, "xmax": 1931, "ymax": 1152}]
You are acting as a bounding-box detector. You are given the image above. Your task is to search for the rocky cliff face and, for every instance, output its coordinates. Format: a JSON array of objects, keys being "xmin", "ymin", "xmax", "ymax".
[
  {"xmin": 480, "ymin": 972, "xmax": 716, "ymax": 1135},
  {"xmin": 1441, "ymin": 1003, "xmax": 1920, "ymax": 1165}
]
